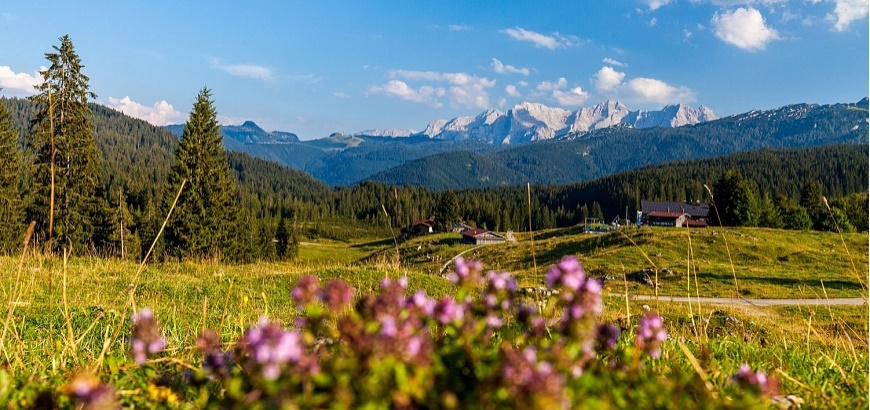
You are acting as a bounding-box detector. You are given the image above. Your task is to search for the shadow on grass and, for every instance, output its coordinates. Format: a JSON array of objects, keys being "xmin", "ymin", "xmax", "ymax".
[{"xmin": 534, "ymin": 232, "xmax": 637, "ymax": 267}]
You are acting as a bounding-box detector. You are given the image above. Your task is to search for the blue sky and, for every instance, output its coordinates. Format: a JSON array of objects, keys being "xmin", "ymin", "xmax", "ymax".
[{"xmin": 1, "ymin": 1, "xmax": 867, "ymax": 139}]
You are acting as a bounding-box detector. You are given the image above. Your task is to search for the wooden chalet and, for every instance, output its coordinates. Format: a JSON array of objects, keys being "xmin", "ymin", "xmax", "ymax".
[
  {"xmin": 410, "ymin": 217, "xmax": 435, "ymax": 235},
  {"xmin": 640, "ymin": 200, "xmax": 709, "ymax": 228},
  {"xmin": 461, "ymin": 228, "xmax": 507, "ymax": 245}
]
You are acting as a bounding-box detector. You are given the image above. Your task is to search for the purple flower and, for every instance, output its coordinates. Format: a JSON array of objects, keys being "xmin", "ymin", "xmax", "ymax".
[
  {"xmin": 292, "ymin": 275, "xmax": 321, "ymax": 307},
  {"xmin": 406, "ymin": 290, "xmax": 435, "ymax": 315},
  {"xmin": 131, "ymin": 308, "xmax": 165, "ymax": 365},
  {"xmin": 240, "ymin": 318, "xmax": 304, "ymax": 380},
  {"xmin": 732, "ymin": 364, "xmax": 780, "ymax": 397},
  {"xmin": 322, "ymin": 279, "xmax": 354, "ymax": 310},
  {"xmin": 546, "ymin": 256, "xmax": 586, "ymax": 292},
  {"xmin": 65, "ymin": 372, "xmax": 119, "ymax": 410},
  {"xmin": 500, "ymin": 346, "xmax": 565, "ymax": 406},
  {"xmin": 434, "ymin": 297, "xmax": 465, "ymax": 325},
  {"xmin": 448, "ymin": 257, "xmax": 483, "ymax": 286},
  {"xmin": 196, "ymin": 329, "xmax": 231, "ymax": 379},
  {"xmin": 636, "ymin": 312, "xmax": 668, "ymax": 359},
  {"xmin": 595, "ymin": 323, "xmax": 620, "ymax": 352}
]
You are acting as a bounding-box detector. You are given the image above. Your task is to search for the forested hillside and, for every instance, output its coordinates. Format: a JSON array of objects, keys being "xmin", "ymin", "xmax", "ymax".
[
  {"xmin": 369, "ymin": 100, "xmax": 869, "ymax": 190},
  {"xmin": 2, "ymin": 96, "xmax": 866, "ymax": 262}
]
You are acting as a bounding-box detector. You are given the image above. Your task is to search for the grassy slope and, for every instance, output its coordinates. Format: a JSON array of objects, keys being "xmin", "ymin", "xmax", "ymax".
[
  {"xmin": 1, "ymin": 226, "xmax": 867, "ymax": 407},
  {"xmin": 390, "ymin": 226, "xmax": 868, "ymax": 299}
]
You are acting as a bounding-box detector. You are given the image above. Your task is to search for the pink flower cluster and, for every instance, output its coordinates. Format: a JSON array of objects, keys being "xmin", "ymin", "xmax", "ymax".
[
  {"xmin": 130, "ymin": 308, "xmax": 165, "ymax": 365},
  {"xmin": 636, "ymin": 312, "xmax": 668, "ymax": 359}
]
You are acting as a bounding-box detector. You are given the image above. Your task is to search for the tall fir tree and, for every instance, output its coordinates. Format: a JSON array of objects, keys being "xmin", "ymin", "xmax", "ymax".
[
  {"xmin": 710, "ymin": 170, "xmax": 759, "ymax": 226},
  {"xmin": 163, "ymin": 87, "xmax": 237, "ymax": 261},
  {"xmin": 434, "ymin": 190, "xmax": 460, "ymax": 232},
  {"xmin": 27, "ymin": 35, "xmax": 102, "ymax": 252},
  {"xmin": 0, "ymin": 100, "xmax": 24, "ymax": 253}
]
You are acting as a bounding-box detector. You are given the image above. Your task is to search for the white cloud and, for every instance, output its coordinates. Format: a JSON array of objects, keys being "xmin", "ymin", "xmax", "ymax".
[
  {"xmin": 649, "ymin": 17, "xmax": 658, "ymax": 26},
  {"xmin": 592, "ymin": 66, "xmax": 626, "ymax": 92},
  {"xmin": 383, "ymin": 70, "xmax": 495, "ymax": 109},
  {"xmin": 448, "ymin": 24, "xmax": 471, "ymax": 31},
  {"xmin": 491, "ymin": 58, "xmax": 530, "ymax": 76},
  {"xmin": 827, "ymin": 0, "xmax": 868, "ymax": 31},
  {"xmin": 553, "ymin": 86, "xmax": 590, "ymax": 106},
  {"xmin": 0, "ymin": 66, "xmax": 43, "ymax": 95},
  {"xmin": 209, "ymin": 58, "xmax": 273, "ymax": 82},
  {"xmin": 711, "ymin": 7, "xmax": 780, "ymax": 51},
  {"xmin": 641, "ymin": 0, "xmax": 673, "ymax": 10},
  {"xmin": 517, "ymin": 81, "xmax": 529, "ymax": 87},
  {"xmin": 533, "ymin": 78, "xmax": 589, "ymax": 107},
  {"xmin": 500, "ymin": 27, "xmax": 572, "ymax": 50},
  {"xmin": 624, "ymin": 78, "xmax": 695, "ymax": 104},
  {"xmin": 602, "ymin": 58, "xmax": 627, "ymax": 67},
  {"xmin": 106, "ymin": 96, "xmax": 186, "ymax": 126},
  {"xmin": 498, "ymin": 98, "xmax": 507, "ymax": 108},
  {"xmin": 367, "ymin": 80, "xmax": 445, "ymax": 108},
  {"xmin": 505, "ymin": 84, "xmax": 521, "ymax": 97},
  {"xmin": 333, "ymin": 92, "xmax": 350, "ymax": 99},
  {"xmin": 589, "ymin": 66, "xmax": 696, "ymax": 105}
]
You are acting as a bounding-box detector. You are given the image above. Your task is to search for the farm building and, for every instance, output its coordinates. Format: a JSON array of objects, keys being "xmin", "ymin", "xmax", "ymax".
[
  {"xmin": 410, "ymin": 217, "xmax": 435, "ymax": 235},
  {"xmin": 641, "ymin": 200, "xmax": 709, "ymax": 227},
  {"xmin": 461, "ymin": 228, "xmax": 507, "ymax": 245}
]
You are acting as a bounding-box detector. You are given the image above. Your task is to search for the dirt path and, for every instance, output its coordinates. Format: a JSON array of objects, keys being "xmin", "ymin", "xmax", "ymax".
[
  {"xmin": 438, "ymin": 245, "xmax": 486, "ymax": 276},
  {"xmin": 615, "ymin": 294, "xmax": 866, "ymax": 306}
]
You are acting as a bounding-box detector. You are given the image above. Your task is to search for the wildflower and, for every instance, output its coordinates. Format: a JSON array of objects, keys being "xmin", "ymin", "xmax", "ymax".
[
  {"xmin": 595, "ymin": 323, "xmax": 620, "ymax": 352},
  {"xmin": 732, "ymin": 364, "xmax": 781, "ymax": 397},
  {"xmin": 130, "ymin": 307, "xmax": 165, "ymax": 365},
  {"xmin": 448, "ymin": 257, "xmax": 483, "ymax": 286},
  {"xmin": 196, "ymin": 329, "xmax": 231, "ymax": 379},
  {"xmin": 406, "ymin": 290, "xmax": 435, "ymax": 315},
  {"xmin": 292, "ymin": 275, "xmax": 321, "ymax": 308},
  {"xmin": 636, "ymin": 312, "xmax": 668, "ymax": 359},
  {"xmin": 500, "ymin": 346, "xmax": 565, "ymax": 407},
  {"xmin": 434, "ymin": 297, "xmax": 465, "ymax": 325},
  {"xmin": 239, "ymin": 318, "xmax": 304, "ymax": 380},
  {"xmin": 147, "ymin": 383, "xmax": 178, "ymax": 405},
  {"xmin": 516, "ymin": 304, "xmax": 546, "ymax": 336},
  {"xmin": 545, "ymin": 256, "xmax": 586, "ymax": 293},
  {"xmin": 322, "ymin": 279, "xmax": 354, "ymax": 310},
  {"xmin": 64, "ymin": 372, "xmax": 119, "ymax": 410}
]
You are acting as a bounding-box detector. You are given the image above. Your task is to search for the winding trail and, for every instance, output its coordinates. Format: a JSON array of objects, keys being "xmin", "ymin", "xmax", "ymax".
[
  {"xmin": 612, "ymin": 294, "xmax": 866, "ymax": 306},
  {"xmin": 438, "ymin": 245, "xmax": 486, "ymax": 276}
]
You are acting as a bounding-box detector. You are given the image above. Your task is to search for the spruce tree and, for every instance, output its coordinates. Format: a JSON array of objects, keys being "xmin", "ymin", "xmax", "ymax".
[
  {"xmin": 0, "ymin": 100, "xmax": 24, "ymax": 253},
  {"xmin": 27, "ymin": 35, "xmax": 101, "ymax": 251},
  {"xmin": 163, "ymin": 87, "xmax": 237, "ymax": 261},
  {"xmin": 434, "ymin": 190, "xmax": 460, "ymax": 232}
]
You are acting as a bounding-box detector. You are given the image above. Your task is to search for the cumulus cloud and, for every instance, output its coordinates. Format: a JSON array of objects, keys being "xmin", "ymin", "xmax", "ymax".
[
  {"xmin": 711, "ymin": 7, "xmax": 780, "ymax": 51},
  {"xmin": 602, "ymin": 58, "xmax": 627, "ymax": 67},
  {"xmin": 641, "ymin": 0, "xmax": 673, "ymax": 10},
  {"xmin": 367, "ymin": 80, "xmax": 446, "ymax": 108},
  {"xmin": 827, "ymin": 0, "xmax": 868, "ymax": 31},
  {"xmin": 0, "ymin": 66, "xmax": 43, "ymax": 95},
  {"xmin": 374, "ymin": 70, "xmax": 495, "ymax": 109},
  {"xmin": 505, "ymin": 84, "xmax": 521, "ymax": 97},
  {"xmin": 500, "ymin": 27, "xmax": 573, "ymax": 50},
  {"xmin": 491, "ymin": 58, "xmax": 530, "ymax": 76},
  {"xmin": 533, "ymin": 77, "xmax": 589, "ymax": 107},
  {"xmin": 448, "ymin": 24, "xmax": 471, "ymax": 31},
  {"xmin": 209, "ymin": 58, "xmax": 273, "ymax": 82},
  {"xmin": 624, "ymin": 78, "xmax": 695, "ymax": 104},
  {"xmin": 332, "ymin": 92, "xmax": 350, "ymax": 99},
  {"xmin": 592, "ymin": 66, "xmax": 626, "ymax": 92},
  {"xmin": 106, "ymin": 96, "xmax": 186, "ymax": 126},
  {"xmin": 589, "ymin": 66, "xmax": 696, "ymax": 105}
]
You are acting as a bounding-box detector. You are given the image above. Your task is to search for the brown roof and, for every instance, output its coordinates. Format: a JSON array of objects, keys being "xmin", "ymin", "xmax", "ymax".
[
  {"xmin": 461, "ymin": 228, "xmax": 488, "ymax": 237},
  {"xmin": 683, "ymin": 219, "xmax": 708, "ymax": 227},
  {"xmin": 412, "ymin": 217, "xmax": 435, "ymax": 227}
]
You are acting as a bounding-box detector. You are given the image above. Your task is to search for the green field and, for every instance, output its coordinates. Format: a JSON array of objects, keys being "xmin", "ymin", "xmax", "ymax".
[{"xmin": 1, "ymin": 226, "xmax": 867, "ymax": 408}]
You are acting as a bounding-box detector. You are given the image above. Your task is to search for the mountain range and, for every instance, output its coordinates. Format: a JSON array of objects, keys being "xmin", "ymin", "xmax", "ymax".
[
  {"xmin": 164, "ymin": 98, "xmax": 867, "ymax": 189},
  {"xmin": 414, "ymin": 100, "xmax": 716, "ymax": 144}
]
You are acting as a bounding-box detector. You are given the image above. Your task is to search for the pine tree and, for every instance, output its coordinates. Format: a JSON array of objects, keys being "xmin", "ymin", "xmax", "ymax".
[
  {"xmin": 434, "ymin": 190, "xmax": 460, "ymax": 232},
  {"xmin": 27, "ymin": 35, "xmax": 101, "ymax": 251},
  {"xmin": 710, "ymin": 170, "xmax": 759, "ymax": 226},
  {"xmin": 163, "ymin": 88, "xmax": 237, "ymax": 261},
  {"xmin": 0, "ymin": 101, "xmax": 24, "ymax": 253}
]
